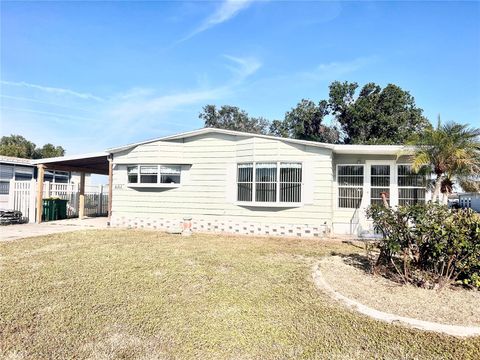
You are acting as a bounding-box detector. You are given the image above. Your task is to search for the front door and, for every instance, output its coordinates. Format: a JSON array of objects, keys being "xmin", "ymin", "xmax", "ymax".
[{"xmin": 359, "ymin": 161, "xmax": 395, "ymax": 232}]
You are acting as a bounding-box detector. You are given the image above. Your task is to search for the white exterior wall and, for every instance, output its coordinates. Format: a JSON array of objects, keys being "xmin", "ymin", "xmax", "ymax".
[
  {"xmin": 111, "ymin": 133, "xmax": 334, "ymax": 237},
  {"xmin": 70, "ymin": 172, "xmax": 91, "ymax": 185}
]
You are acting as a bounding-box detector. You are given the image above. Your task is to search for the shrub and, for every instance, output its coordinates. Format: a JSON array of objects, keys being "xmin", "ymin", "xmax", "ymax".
[{"xmin": 366, "ymin": 203, "xmax": 480, "ymax": 289}]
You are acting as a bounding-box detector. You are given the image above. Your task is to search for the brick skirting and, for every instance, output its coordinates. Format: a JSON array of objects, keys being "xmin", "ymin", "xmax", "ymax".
[{"xmin": 110, "ymin": 215, "xmax": 328, "ymax": 238}]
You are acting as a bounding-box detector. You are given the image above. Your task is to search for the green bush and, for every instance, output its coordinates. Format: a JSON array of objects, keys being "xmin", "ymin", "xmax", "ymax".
[{"xmin": 366, "ymin": 203, "xmax": 480, "ymax": 289}]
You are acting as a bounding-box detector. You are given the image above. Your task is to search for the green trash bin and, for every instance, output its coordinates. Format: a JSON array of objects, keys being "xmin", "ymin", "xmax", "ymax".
[
  {"xmin": 56, "ymin": 199, "xmax": 68, "ymax": 220},
  {"xmin": 42, "ymin": 199, "xmax": 68, "ymax": 221},
  {"xmin": 42, "ymin": 199, "xmax": 55, "ymax": 221}
]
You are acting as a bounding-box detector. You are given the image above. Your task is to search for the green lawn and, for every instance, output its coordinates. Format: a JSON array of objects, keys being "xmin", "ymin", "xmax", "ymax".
[{"xmin": 1, "ymin": 230, "xmax": 479, "ymax": 359}]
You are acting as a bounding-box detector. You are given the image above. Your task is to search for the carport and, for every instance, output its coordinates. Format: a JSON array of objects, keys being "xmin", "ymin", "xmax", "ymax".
[{"xmin": 33, "ymin": 152, "xmax": 112, "ymax": 224}]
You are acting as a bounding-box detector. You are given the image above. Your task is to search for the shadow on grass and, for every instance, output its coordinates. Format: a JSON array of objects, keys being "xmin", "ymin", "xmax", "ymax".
[
  {"xmin": 328, "ymin": 251, "xmax": 406, "ymax": 286},
  {"xmin": 330, "ymin": 252, "xmax": 373, "ymax": 273}
]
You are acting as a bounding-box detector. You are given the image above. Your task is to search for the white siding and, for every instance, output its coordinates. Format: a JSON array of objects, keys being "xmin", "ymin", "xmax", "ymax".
[{"xmin": 111, "ymin": 133, "xmax": 334, "ymax": 230}]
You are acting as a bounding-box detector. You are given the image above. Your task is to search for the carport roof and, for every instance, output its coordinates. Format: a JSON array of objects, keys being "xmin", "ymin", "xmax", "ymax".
[{"xmin": 33, "ymin": 152, "xmax": 110, "ymax": 175}]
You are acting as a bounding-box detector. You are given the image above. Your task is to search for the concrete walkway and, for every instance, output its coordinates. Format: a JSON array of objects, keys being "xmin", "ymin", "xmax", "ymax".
[{"xmin": 0, "ymin": 217, "xmax": 109, "ymax": 242}]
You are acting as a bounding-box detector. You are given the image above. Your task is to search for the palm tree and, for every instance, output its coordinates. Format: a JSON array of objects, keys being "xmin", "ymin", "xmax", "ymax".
[{"xmin": 410, "ymin": 119, "xmax": 480, "ymax": 203}]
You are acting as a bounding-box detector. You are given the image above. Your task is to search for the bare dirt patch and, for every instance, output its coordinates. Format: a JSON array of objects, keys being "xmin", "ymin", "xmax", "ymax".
[{"xmin": 319, "ymin": 255, "xmax": 480, "ymax": 326}]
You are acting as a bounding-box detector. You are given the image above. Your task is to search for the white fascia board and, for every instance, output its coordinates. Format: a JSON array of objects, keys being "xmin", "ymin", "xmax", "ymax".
[
  {"xmin": 32, "ymin": 151, "xmax": 109, "ymax": 164},
  {"xmin": 333, "ymin": 145, "xmax": 413, "ymax": 155}
]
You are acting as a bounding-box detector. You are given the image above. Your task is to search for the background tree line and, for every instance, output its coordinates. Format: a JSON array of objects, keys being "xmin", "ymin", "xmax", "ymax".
[
  {"xmin": 199, "ymin": 80, "xmax": 431, "ymax": 145},
  {"xmin": 0, "ymin": 135, "xmax": 65, "ymax": 159}
]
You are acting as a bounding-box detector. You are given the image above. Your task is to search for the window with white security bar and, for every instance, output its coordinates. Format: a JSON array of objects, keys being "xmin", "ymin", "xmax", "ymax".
[
  {"xmin": 398, "ymin": 165, "xmax": 426, "ymax": 205},
  {"xmin": 127, "ymin": 165, "xmax": 181, "ymax": 184},
  {"xmin": 237, "ymin": 162, "xmax": 302, "ymax": 203},
  {"xmin": 370, "ymin": 165, "xmax": 390, "ymax": 206},
  {"xmin": 337, "ymin": 165, "xmax": 364, "ymax": 208}
]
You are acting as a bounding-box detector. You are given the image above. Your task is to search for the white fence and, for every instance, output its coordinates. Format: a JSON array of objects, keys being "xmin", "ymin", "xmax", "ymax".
[{"xmin": 7, "ymin": 180, "xmax": 108, "ymax": 223}]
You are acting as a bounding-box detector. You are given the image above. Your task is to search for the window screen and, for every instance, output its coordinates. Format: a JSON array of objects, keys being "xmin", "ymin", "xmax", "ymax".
[
  {"xmin": 338, "ymin": 165, "xmax": 364, "ymax": 208},
  {"xmin": 398, "ymin": 165, "xmax": 426, "ymax": 205}
]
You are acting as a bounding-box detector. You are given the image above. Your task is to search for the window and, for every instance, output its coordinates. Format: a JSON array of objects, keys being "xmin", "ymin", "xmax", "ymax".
[
  {"xmin": 0, "ymin": 164, "xmax": 14, "ymax": 180},
  {"xmin": 236, "ymin": 162, "xmax": 302, "ymax": 204},
  {"xmin": 237, "ymin": 163, "xmax": 253, "ymax": 201},
  {"xmin": 140, "ymin": 166, "xmax": 158, "ymax": 184},
  {"xmin": 370, "ymin": 165, "xmax": 390, "ymax": 206},
  {"xmin": 44, "ymin": 170, "xmax": 69, "ymax": 183},
  {"xmin": 0, "ymin": 181, "xmax": 9, "ymax": 195},
  {"xmin": 160, "ymin": 166, "xmax": 181, "ymax": 184},
  {"xmin": 398, "ymin": 165, "xmax": 426, "ymax": 205},
  {"xmin": 54, "ymin": 171, "xmax": 69, "ymax": 183},
  {"xmin": 127, "ymin": 165, "xmax": 182, "ymax": 185},
  {"xmin": 14, "ymin": 166, "xmax": 34, "ymax": 181},
  {"xmin": 127, "ymin": 166, "xmax": 138, "ymax": 183},
  {"xmin": 280, "ymin": 163, "xmax": 302, "ymax": 203},
  {"xmin": 338, "ymin": 165, "xmax": 364, "ymax": 208},
  {"xmin": 256, "ymin": 163, "xmax": 277, "ymax": 202}
]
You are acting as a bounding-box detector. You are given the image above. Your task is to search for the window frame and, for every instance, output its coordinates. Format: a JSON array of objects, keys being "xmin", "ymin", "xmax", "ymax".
[
  {"xmin": 397, "ymin": 164, "xmax": 427, "ymax": 206},
  {"xmin": 237, "ymin": 163, "xmax": 254, "ymax": 202},
  {"xmin": 336, "ymin": 164, "xmax": 365, "ymax": 209},
  {"xmin": 235, "ymin": 161, "xmax": 304, "ymax": 207},
  {"xmin": 369, "ymin": 164, "xmax": 392, "ymax": 207},
  {"xmin": 127, "ymin": 164, "xmax": 182, "ymax": 188}
]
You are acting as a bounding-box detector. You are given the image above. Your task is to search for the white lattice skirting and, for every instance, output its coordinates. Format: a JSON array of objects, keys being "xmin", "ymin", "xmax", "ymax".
[{"xmin": 110, "ymin": 215, "xmax": 328, "ymax": 238}]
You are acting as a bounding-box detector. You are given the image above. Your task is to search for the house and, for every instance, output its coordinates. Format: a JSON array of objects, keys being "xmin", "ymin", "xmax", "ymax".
[
  {"xmin": 0, "ymin": 155, "xmax": 90, "ymax": 209},
  {"xmin": 33, "ymin": 128, "xmax": 429, "ymax": 236},
  {"xmin": 458, "ymin": 192, "xmax": 480, "ymax": 212},
  {"xmin": 104, "ymin": 128, "xmax": 429, "ymax": 236}
]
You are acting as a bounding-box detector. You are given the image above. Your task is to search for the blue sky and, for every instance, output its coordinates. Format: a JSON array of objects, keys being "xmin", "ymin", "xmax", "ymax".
[{"xmin": 1, "ymin": 0, "xmax": 479, "ymax": 155}]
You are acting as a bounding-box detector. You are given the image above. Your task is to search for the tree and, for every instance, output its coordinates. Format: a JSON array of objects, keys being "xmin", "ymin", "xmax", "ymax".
[
  {"xmin": 328, "ymin": 81, "xmax": 430, "ymax": 144},
  {"xmin": 459, "ymin": 179, "xmax": 480, "ymax": 193},
  {"xmin": 199, "ymin": 105, "xmax": 270, "ymax": 135},
  {"xmin": 411, "ymin": 119, "xmax": 480, "ymax": 203},
  {"xmin": 37, "ymin": 143, "xmax": 65, "ymax": 158},
  {"xmin": 0, "ymin": 135, "xmax": 37, "ymax": 158},
  {"xmin": 0, "ymin": 135, "xmax": 66, "ymax": 159},
  {"xmin": 269, "ymin": 99, "xmax": 340, "ymax": 143}
]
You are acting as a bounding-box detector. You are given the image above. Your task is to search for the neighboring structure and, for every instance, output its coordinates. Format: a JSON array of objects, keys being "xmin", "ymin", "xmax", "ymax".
[
  {"xmin": 0, "ymin": 155, "xmax": 90, "ymax": 209},
  {"xmin": 33, "ymin": 128, "xmax": 431, "ymax": 236},
  {"xmin": 458, "ymin": 192, "xmax": 480, "ymax": 212}
]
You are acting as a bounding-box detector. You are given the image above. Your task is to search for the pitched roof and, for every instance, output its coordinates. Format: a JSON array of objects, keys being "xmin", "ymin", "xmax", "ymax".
[
  {"xmin": 106, "ymin": 128, "xmax": 335, "ymax": 153},
  {"xmin": 106, "ymin": 127, "xmax": 407, "ymax": 155}
]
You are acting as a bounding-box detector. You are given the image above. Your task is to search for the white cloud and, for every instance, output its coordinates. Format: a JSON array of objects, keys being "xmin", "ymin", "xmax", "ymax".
[
  {"xmin": 1, "ymin": 106, "xmax": 98, "ymax": 123},
  {"xmin": 302, "ymin": 56, "xmax": 379, "ymax": 81},
  {"xmin": 223, "ymin": 54, "xmax": 262, "ymax": 80},
  {"xmin": 179, "ymin": 0, "xmax": 254, "ymax": 42},
  {"xmin": 0, "ymin": 80, "xmax": 104, "ymax": 102},
  {"xmin": 109, "ymin": 86, "xmax": 229, "ymax": 121},
  {"xmin": 0, "ymin": 54, "xmax": 262, "ymax": 152},
  {"xmin": 108, "ymin": 55, "xmax": 261, "ymax": 122}
]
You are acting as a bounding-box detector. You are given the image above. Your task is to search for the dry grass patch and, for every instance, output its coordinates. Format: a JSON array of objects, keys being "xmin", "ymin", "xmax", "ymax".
[
  {"xmin": 320, "ymin": 255, "xmax": 480, "ymax": 326},
  {"xmin": 0, "ymin": 230, "xmax": 479, "ymax": 359}
]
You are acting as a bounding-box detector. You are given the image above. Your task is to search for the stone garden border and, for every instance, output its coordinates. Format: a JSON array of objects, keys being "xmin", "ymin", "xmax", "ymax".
[{"xmin": 312, "ymin": 262, "xmax": 480, "ymax": 338}]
